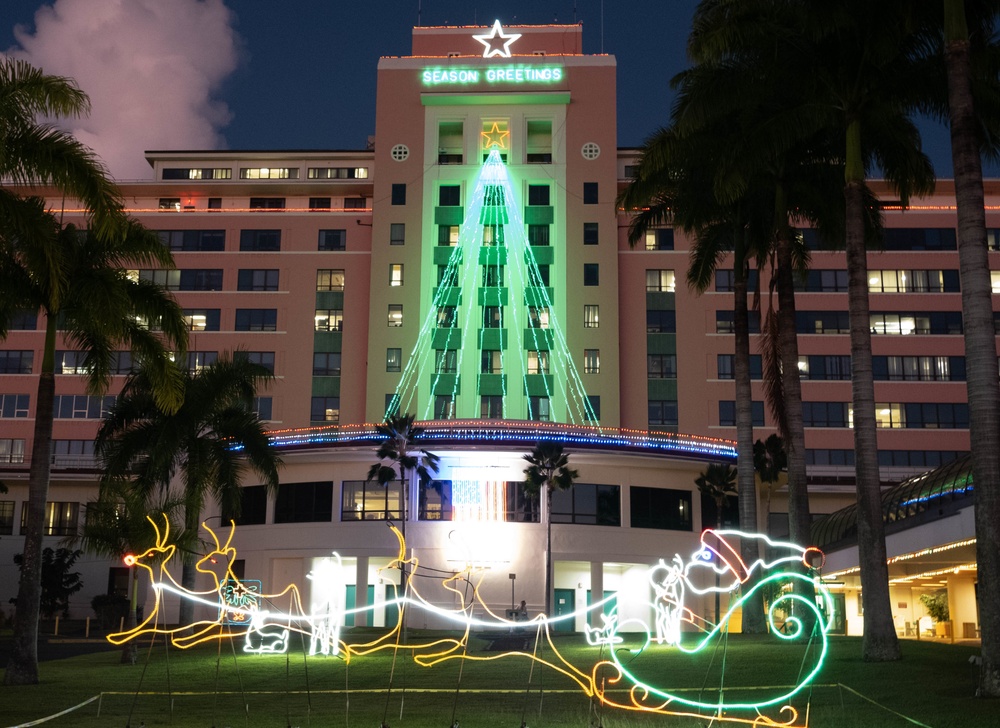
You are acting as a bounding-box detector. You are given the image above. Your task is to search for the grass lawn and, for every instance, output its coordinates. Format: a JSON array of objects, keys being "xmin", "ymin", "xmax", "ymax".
[{"xmin": 0, "ymin": 631, "xmax": 992, "ymax": 728}]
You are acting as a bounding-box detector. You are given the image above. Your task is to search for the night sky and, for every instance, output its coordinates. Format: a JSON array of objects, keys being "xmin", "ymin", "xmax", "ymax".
[{"xmin": 1, "ymin": 0, "xmax": 963, "ymax": 179}]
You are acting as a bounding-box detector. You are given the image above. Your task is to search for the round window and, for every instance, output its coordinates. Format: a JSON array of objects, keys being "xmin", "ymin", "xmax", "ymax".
[{"xmin": 390, "ymin": 144, "xmax": 409, "ymax": 162}]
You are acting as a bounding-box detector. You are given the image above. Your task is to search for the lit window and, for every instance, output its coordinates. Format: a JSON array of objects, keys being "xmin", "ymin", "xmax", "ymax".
[
  {"xmin": 646, "ymin": 269, "xmax": 676, "ymax": 292},
  {"xmin": 584, "ymin": 349, "xmax": 600, "ymax": 374},
  {"xmin": 390, "ymin": 264, "xmax": 404, "ymax": 287},
  {"xmin": 310, "ymin": 397, "xmax": 340, "ymax": 423},
  {"xmin": 316, "ymin": 269, "xmax": 345, "ymax": 291},
  {"xmin": 386, "ymin": 348, "xmax": 402, "ymax": 372},
  {"xmin": 527, "ymin": 351, "xmax": 549, "ymax": 374},
  {"xmin": 315, "ymin": 309, "xmax": 344, "ymax": 331},
  {"xmin": 388, "ymin": 304, "xmax": 403, "ymax": 327},
  {"xmin": 584, "ymin": 305, "xmax": 600, "ymax": 328}
]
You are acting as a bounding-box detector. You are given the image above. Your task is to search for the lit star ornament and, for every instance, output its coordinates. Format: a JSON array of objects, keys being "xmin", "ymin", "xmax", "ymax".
[
  {"xmin": 481, "ymin": 122, "xmax": 510, "ymax": 150},
  {"xmin": 473, "ymin": 20, "xmax": 521, "ymax": 58}
]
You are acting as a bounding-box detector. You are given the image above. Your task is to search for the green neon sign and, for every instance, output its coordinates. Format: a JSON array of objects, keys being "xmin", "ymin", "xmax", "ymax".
[{"xmin": 421, "ymin": 66, "xmax": 564, "ymax": 86}]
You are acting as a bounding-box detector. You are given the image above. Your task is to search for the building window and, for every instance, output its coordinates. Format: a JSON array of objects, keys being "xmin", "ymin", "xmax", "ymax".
[
  {"xmin": 0, "ymin": 439, "xmax": 25, "ymax": 464},
  {"xmin": 648, "ymin": 400, "xmax": 678, "ymax": 428},
  {"xmin": 240, "ymin": 167, "xmax": 298, "ymax": 179},
  {"xmin": 390, "ymin": 223, "xmax": 405, "ymax": 246},
  {"xmin": 528, "ymin": 224, "xmax": 549, "ymax": 246},
  {"xmin": 0, "ymin": 351, "xmax": 33, "ymax": 374},
  {"xmin": 240, "ymin": 351, "xmax": 275, "ymax": 373},
  {"xmin": 0, "ymin": 500, "xmax": 14, "ymax": 534},
  {"xmin": 227, "ymin": 486, "xmax": 267, "ymax": 526},
  {"xmin": 385, "ymin": 348, "xmax": 403, "ymax": 372},
  {"xmin": 718, "ymin": 354, "xmax": 762, "ymax": 380},
  {"xmin": 873, "ymin": 355, "xmax": 963, "ymax": 381},
  {"xmin": 343, "ymin": 197, "xmax": 367, "ymax": 209},
  {"xmin": 316, "ymin": 269, "xmax": 345, "ymax": 291},
  {"xmin": 527, "ymin": 185, "xmax": 550, "ymax": 206},
  {"xmin": 435, "ymin": 395, "xmax": 456, "ymax": 419},
  {"xmin": 647, "ymin": 310, "xmax": 676, "ymax": 333},
  {"xmin": 310, "ymin": 397, "xmax": 340, "ymax": 423},
  {"xmin": 647, "ymin": 354, "xmax": 677, "ymax": 378},
  {"xmin": 584, "ymin": 305, "xmax": 600, "ymax": 328},
  {"xmin": 583, "ymin": 222, "xmax": 599, "ymax": 245},
  {"xmin": 439, "ymin": 185, "xmax": 461, "ymax": 206},
  {"xmin": 874, "ymin": 404, "xmax": 906, "ymax": 429},
  {"xmin": 237, "ymin": 269, "xmax": 279, "ymax": 291},
  {"xmin": 882, "ymin": 228, "xmax": 957, "ymax": 251},
  {"xmin": 869, "ymin": 269, "xmax": 959, "ymax": 293},
  {"xmin": 530, "ymin": 265, "xmax": 550, "ymax": 286},
  {"xmin": 482, "ymin": 264, "xmax": 504, "ymax": 287},
  {"xmin": 253, "ymin": 397, "xmax": 273, "ymax": 420},
  {"xmin": 583, "ymin": 182, "xmax": 598, "ymax": 204},
  {"xmin": 314, "ymin": 309, "xmax": 343, "ymax": 331},
  {"xmin": 481, "ymin": 395, "xmax": 504, "ymax": 419},
  {"xmin": 385, "ymin": 394, "xmax": 400, "ymax": 417},
  {"xmin": 418, "ymin": 479, "xmax": 453, "ymax": 520},
  {"xmin": 182, "ymin": 309, "xmax": 220, "ymax": 332},
  {"xmin": 318, "ymin": 229, "xmax": 346, "ymax": 251},
  {"xmin": 646, "ymin": 269, "xmax": 675, "ymax": 292},
  {"xmin": 795, "ymin": 311, "xmax": 850, "ymax": 334},
  {"xmin": 390, "ymin": 264, "xmax": 404, "ymax": 287},
  {"xmin": 275, "ymin": 482, "xmax": 333, "ymax": 523},
  {"xmin": 716, "ymin": 269, "xmax": 760, "ymax": 292},
  {"xmin": 207, "ymin": 197, "xmax": 222, "ymax": 209},
  {"xmin": 438, "ymin": 306, "xmax": 458, "ymax": 328},
  {"xmin": 583, "ymin": 264, "xmax": 600, "ymax": 286},
  {"xmin": 55, "ymin": 351, "xmax": 89, "ymax": 375},
  {"xmin": 584, "ymin": 349, "xmax": 600, "ymax": 374},
  {"xmin": 902, "ymin": 402, "xmax": 969, "ymax": 429},
  {"xmin": 158, "ymin": 198, "xmax": 180, "ymax": 211},
  {"xmin": 587, "ymin": 395, "xmax": 601, "ymax": 421},
  {"xmin": 313, "ymin": 352, "xmax": 342, "ymax": 376},
  {"xmin": 49, "ymin": 441, "xmax": 96, "ymax": 466},
  {"xmin": 799, "ymin": 355, "xmax": 851, "ymax": 380},
  {"xmin": 481, "ymin": 350, "xmax": 502, "ymax": 374},
  {"xmin": 307, "ymin": 167, "xmax": 368, "ymax": 179},
  {"xmin": 482, "ymin": 306, "xmax": 502, "ymax": 328},
  {"xmin": 869, "ymin": 312, "xmax": 963, "ymax": 335},
  {"xmin": 551, "ymin": 483, "xmax": 621, "ymax": 526},
  {"xmin": 53, "ymin": 395, "xmax": 115, "ymax": 419},
  {"xmin": 801, "ymin": 402, "xmax": 850, "ymax": 428},
  {"xmin": 249, "ymin": 197, "xmax": 285, "ymax": 209},
  {"xmin": 309, "ymin": 197, "xmax": 331, "ymax": 210},
  {"xmin": 483, "ymin": 224, "xmax": 504, "ymax": 246},
  {"xmin": 239, "ymin": 230, "xmax": 281, "ymax": 251},
  {"xmin": 528, "ymin": 395, "xmax": 551, "ymax": 421},
  {"xmin": 162, "ymin": 167, "xmax": 231, "ymax": 181},
  {"xmin": 185, "ymin": 351, "xmax": 218, "ymax": 372},
  {"xmin": 134, "ymin": 269, "xmax": 223, "ymax": 291},
  {"xmin": 435, "ymin": 350, "xmax": 458, "ymax": 373},
  {"xmin": 342, "ymin": 480, "xmax": 402, "ymax": 521},
  {"xmin": 9, "ymin": 311, "xmax": 36, "ymax": 330},
  {"xmin": 528, "ymin": 306, "xmax": 550, "ymax": 329},
  {"xmin": 438, "ymin": 225, "xmax": 459, "ymax": 246},
  {"xmin": 388, "ymin": 305, "xmax": 403, "ymax": 327},
  {"xmin": 235, "ymin": 309, "xmax": 277, "ymax": 331},
  {"xmin": 717, "ymin": 310, "xmax": 761, "ymax": 334},
  {"xmin": 630, "ymin": 487, "xmax": 691, "ymax": 531},
  {"xmin": 391, "ymin": 183, "xmax": 406, "ymax": 205},
  {"xmin": 720, "ymin": 401, "xmax": 765, "ymax": 427},
  {"xmin": 527, "ymin": 351, "xmax": 550, "ymax": 374},
  {"xmin": 645, "ymin": 229, "xmax": 674, "ymax": 250},
  {"xmin": 22, "ymin": 502, "xmax": 79, "ymax": 536},
  {"xmin": 156, "ymin": 230, "xmax": 225, "ymax": 252}
]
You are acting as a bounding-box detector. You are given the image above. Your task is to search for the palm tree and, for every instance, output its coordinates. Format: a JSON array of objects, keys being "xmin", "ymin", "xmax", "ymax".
[
  {"xmin": 685, "ymin": 0, "xmax": 936, "ymax": 663},
  {"xmin": 1, "ymin": 211, "xmax": 187, "ymax": 686},
  {"xmin": 66, "ymin": 480, "xmax": 187, "ymax": 664},
  {"xmin": 96, "ymin": 353, "xmax": 282, "ymax": 626},
  {"xmin": 367, "ymin": 413, "xmax": 440, "ymax": 618},
  {"xmin": 934, "ymin": 0, "xmax": 1000, "ymax": 696},
  {"xmin": 522, "ymin": 441, "xmax": 578, "ymax": 617},
  {"xmin": 753, "ymin": 434, "xmax": 788, "ymax": 535},
  {"xmin": 0, "ymin": 59, "xmax": 123, "ymax": 236},
  {"xmin": 695, "ymin": 462, "xmax": 738, "ymax": 624}
]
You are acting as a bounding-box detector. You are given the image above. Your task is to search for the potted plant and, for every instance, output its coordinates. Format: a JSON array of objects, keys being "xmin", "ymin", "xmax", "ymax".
[{"xmin": 919, "ymin": 590, "xmax": 950, "ymax": 637}]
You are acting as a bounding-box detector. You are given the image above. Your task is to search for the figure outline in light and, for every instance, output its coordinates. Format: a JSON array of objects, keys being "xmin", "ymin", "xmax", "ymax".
[
  {"xmin": 472, "ymin": 20, "xmax": 521, "ymax": 58},
  {"xmin": 115, "ymin": 518, "xmax": 830, "ymax": 728}
]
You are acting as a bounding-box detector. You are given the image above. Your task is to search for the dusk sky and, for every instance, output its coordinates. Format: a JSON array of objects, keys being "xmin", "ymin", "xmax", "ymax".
[{"xmin": 3, "ymin": 0, "xmax": 958, "ymax": 180}]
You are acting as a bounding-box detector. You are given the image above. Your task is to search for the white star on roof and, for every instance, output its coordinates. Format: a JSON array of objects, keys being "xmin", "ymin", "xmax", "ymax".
[{"xmin": 472, "ymin": 20, "xmax": 522, "ymax": 58}]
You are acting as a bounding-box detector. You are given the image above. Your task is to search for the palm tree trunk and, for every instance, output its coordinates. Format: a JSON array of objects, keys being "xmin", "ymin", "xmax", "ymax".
[
  {"xmin": 944, "ymin": 0, "xmax": 1000, "ymax": 694},
  {"xmin": 4, "ymin": 312, "xmax": 58, "ymax": 686},
  {"xmin": 179, "ymin": 503, "xmax": 200, "ymax": 626},
  {"xmin": 122, "ymin": 566, "xmax": 138, "ymax": 664},
  {"xmin": 399, "ymin": 471, "xmax": 408, "ymax": 643},
  {"xmin": 844, "ymin": 119, "xmax": 900, "ymax": 661},
  {"xmin": 545, "ymin": 483, "xmax": 553, "ymax": 617},
  {"xmin": 734, "ymin": 255, "xmax": 765, "ymax": 633},
  {"xmin": 774, "ymin": 224, "xmax": 817, "ymax": 635}
]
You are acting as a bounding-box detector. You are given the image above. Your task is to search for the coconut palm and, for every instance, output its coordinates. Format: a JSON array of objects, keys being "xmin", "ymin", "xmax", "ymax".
[
  {"xmin": 522, "ymin": 441, "xmax": 578, "ymax": 616},
  {"xmin": 753, "ymin": 434, "xmax": 787, "ymax": 536},
  {"xmin": 0, "ymin": 58, "xmax": 123, "ymax": 236},
  {"xmin": 933, "ymin": 0, "xmax": 1000, "ymax": 695},
  {"xmin": 695, "ymin": 462, "xmax": 738, "ymax": 623},
  {"xmin": 1, "ymin": 210, "xmax": 187, "ymax": 686},
  {"xmin": 96, "ymin": 353, "xmax": 281, "ymax": 626},
  {"xmin": 367, "ymin": 413, "xmax": 440, "ymax": 617}
]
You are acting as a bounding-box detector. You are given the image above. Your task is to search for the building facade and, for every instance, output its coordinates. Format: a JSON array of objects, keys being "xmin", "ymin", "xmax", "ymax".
[{"xmin": 0, "ymin": 22, "xmax": 993, "ymax": 633}]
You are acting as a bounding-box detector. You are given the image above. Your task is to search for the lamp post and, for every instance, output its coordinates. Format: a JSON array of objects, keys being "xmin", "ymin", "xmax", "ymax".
[{"xmin": 509, "ymin": 572, "xmax": 516, "ymax": 612}]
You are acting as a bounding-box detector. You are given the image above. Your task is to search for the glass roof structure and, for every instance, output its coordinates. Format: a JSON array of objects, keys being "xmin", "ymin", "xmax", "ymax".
[{"xmin": 811, "ymin": 454, "xmax": 974, "ymax": 550}]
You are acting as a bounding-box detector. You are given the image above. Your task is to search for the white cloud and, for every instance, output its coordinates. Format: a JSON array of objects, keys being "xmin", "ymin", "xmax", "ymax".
[{"xmin": 6, "ymin": 0, "xmax": 240, "ymax": 180}]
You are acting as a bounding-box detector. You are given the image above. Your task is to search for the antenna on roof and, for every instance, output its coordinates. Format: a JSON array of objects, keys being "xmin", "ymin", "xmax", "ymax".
[
  {"xmin": 601, "ymin": 0, "xmax": 605, "ymax": 53},
  {"xmin": 417, "ymin": 0, "xmax": 421, "ymax": 26},
  {"xmin": 574, "ymin": 0, "xmax": 578, "ymax": 23}
]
